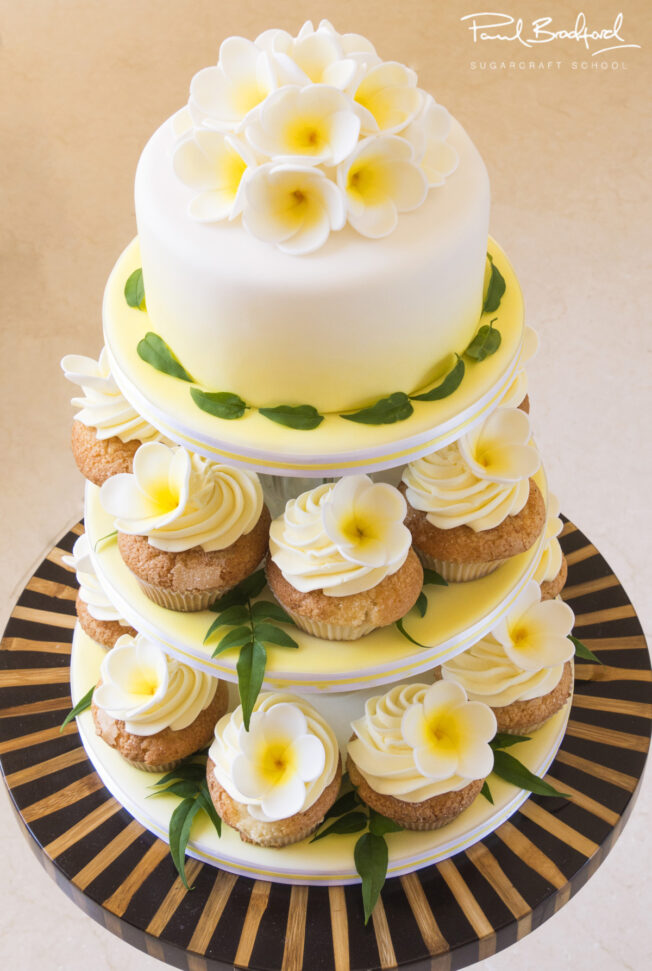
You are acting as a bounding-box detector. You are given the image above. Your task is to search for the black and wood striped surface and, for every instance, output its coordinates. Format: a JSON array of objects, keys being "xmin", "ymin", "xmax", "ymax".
[{"xmin": 0, "ymin": 519, "xmax": 650, "ymax": 971}]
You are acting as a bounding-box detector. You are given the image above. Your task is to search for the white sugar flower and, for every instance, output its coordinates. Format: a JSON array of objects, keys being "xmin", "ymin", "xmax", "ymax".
[
  {"xmin": 401, "ymin": 94, "xmax": 459, "ymax": 186},
  {"xmin": 100, "ymin": 442, "xmax": 191, "ymax": 533},
  {"xmin": 353, "ymin": 61, "xmax": 421, "ymax": 134},
  {"xmin": 337, "ymin": 135, "xmax": 427, "ymax": 238},
  {"xmin": 321, "ymin": 474, "xmax": 411, "ymax": 568},
  {"xmin": 245, "ymin": 85, "xmax": 360, "ymax": 166},
  {"xmin": 94, "ymin": 635, "xmax": 169, "ymax": 720},
  {"xmin": 242, "ymin": 163, "xmax": 345, "ymax": 254},
  {"xmin": 189, "ymin": 36, "xmax": 277, "ymax": 131},
  {"xmin": 231, "ymin": 703, "xmax": 325, "ymax": 820},
  {"xmin": 173, "ymin": 130, "xmax": 256, "ymax": 221},
  {"xmin": 458, "ymin": 408, "xmax": 540, "ymax": 483},
  {"xmin": 492, "ymin": 581, "xmax": 575, "ymax": 671},
  {"xmin": 401, "ymin": 680, "xmax": 496, "ymax": 781}
]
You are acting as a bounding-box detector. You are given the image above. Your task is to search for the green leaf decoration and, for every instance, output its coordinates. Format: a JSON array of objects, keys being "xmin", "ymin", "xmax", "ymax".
[
  {"xmin": 190, "ymin": 388, "xmax": 247, "ymax": 420},
  {"xmin": 209, "ymin": 571, "xmax": 266, "ymax": 612},
  {"xmin": 492, "ymin": 750, "xmax": 570, "ymax": 798},
  {"xmin": 137, "ymin": 332, "xmax": 194, "ymax": 383},
  {"xmin": 414, "ymin": 591, "xmax": 427, "ymax": 618},
  {"xmin": 354, "ymin": 832, "xmax": 389, "ymax": 925},
  {"xmin": 60, "ymin": 686, "xmax": 94, "ymax": 733},
  {"xmin": 250, "ymin": 600, "xmax": 295, "ymax": 626},
  {"xmin": 324, "ymin": 789, "xmax": 360, "ymax": 820},
  {"xmin": 569, "ymin": 634, "xmax": 602, "ymax": 664},
  {"xmin": 203, "ymin": 604, "xmax": 250, "ymax": 644},
  {"xmin": 490, "ymin": 733, "xmax": 532, "ymax": 750},
  {"xmin": 395, "ymin": 618, "xmax": 428, "ymax": 648},
  {"xmin": 253, "ymin": 623, "xmax": 299, "ymax": 649},
  {"xmin": 148, "ymin": 779, "xmax": 200, "ymax": 800},
  {"xmin": 480, "ymin": 780, "xmax": 494, "ymax": 804},
  {"xmin": 197, "ymin": 779, "xmax": 222, "ymax": 838},
  {"xmin": 124, "ymin": 267, "xmax": 146, "ymax": 311},
  {"xmin": 152, "ymin": 763, "xmax": 207, "ymax": 787},
  {"xmin": 423, "ymin": 568, "xmax": 448, "ymax": 587},
  {"xmin": 211, "ymin": 626, "xmax": 252, "ymax": 656},
  {"xmin": 93, "ymin": 530, "xmax": 117, "ymax": 552},
  {"xmin": 258, "ymin": 404, "xmax": 324, "ymax": 430},
  {"xmin": 410, "ymin": 355, "xmax": 465, "ymax": 402},
  {"xmin": 169, "ymin": 796, "xmax": 202, "ymax": 889},
  {"xmin": 342, "ymin": 391, "xmax": 413, "ymax": 425},
  {"xmin": 368, "ymin": 810, "xmax": 403, "ymax": 837},
  {"xmin": 310, "ymin": 811, "xmax": 368, "ymax": 842},
  {"xmin": 483, "ymin": 257, "xmax": 506, "ymax": 313},
  {"xmin": 238, "ymin": 640, "xmax": 268, "ymax": 731},
  {"xmin": 464, "ymin": 321, "xmax": 501, "ymax": 362}
]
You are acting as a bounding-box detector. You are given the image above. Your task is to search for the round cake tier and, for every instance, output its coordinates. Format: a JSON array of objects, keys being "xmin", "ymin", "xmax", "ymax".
[
  {"xmin": 84, "ymin": 466, "xmax": 547, "ymax": 693},
  {"xmin": 71, "ymin": 626, "xmax": 571, "ymax": 886},
  {"xmin": 103, "ymin": 237, "xmax": 524, "ymax": 477}
]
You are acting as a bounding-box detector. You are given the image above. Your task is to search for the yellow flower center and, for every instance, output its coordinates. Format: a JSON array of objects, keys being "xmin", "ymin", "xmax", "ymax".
[
  {"xmin": 148, "ymin": 478, "xmax": 181, "ymax": 515},
  {"xmin": 217, "ymin": 149, "xmax": 247, "ymax": 195},
  {"xmin": 258, "ymin": 740, "xmax": 296, "ymax": 786},
  {"xmin": 510, "ymin": 624, "xmax": 531, "ymax": 649},
  {"xmin": 284, "ymin": 118, "xmax": 328, "ymax": 155},
  {"xmin": 347, "ymin": 159, "xmax": 390, "ymax": 205},
  {"xmin": 338, "ymin": 511, "xmax": 379, "ymax": 546},
  {"xmin": 234, "ymin": 80, "xmax": 269, "ymax": 116},
  {"xmin": 128, "ymin": 666, "xmax": 160, "ymax": 697},
  {"xmin": 424, "ymin": 710, "xmax": 460, "ymax": 755}
]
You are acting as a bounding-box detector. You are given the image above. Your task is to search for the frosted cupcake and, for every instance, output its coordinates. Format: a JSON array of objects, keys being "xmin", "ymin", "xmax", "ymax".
[
  {"xmin": 100, "ymin": 442, "xmax": 270, "ymax": 611},
  {"xmin": 207, "ymin": 692, "xmax": 341, "ymax": 846},
  {"xmin": 533, "ymin": 493, "xmax": 568, "ymax": 600},
  {"xmin": 441, "ymin": 581, "xmax": 575, "ymax": 734},
  {"xmin": 347, "ymin": 681, "xmax": 496, "ymax": 830},
  {"xmin": 92, "ymin": 633, "xmax": 228, "ymax": 772},
  {"xmin": 62, "ymin": 533, "xmax": 136, "ymax": 648},
  {"xmin": 499, "ymin": 326, "xmax": 539, "ymax": 414},
  {"xmin": 61, "ymin": 348, "xmax": 163, "ymax": 486},
  {"xmin": 401, "ymin": 407, "xmax": 545, "ymax": 581},
  {"xmin": 266, "ymin": 474, "xmax": 423, "ymax": 640}
]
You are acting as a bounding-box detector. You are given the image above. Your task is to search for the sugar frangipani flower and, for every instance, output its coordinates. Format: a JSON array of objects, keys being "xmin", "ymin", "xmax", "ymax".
[
  {"xmin": 245, "ymin": 85, "xmax": 361, "ymax": 166},
  {"xmin": 242, "ymin": 163, "xmax": 345, "ymax": 254},
  {"xmin": 173, "ymin": 131, "xmax": 256, "ymax": 221},
  {"xmin": 321, "ymin": 474, "xmax": 411, "ymax": 568},
  {"xmin": 401, "ymin": 680, "xmax": 496, "ymax": 781},
  {"xmin": 353, "ymin": 61, "xmax": 421, "ymax": 133},
  {"xmin": 492, "ymin": 580, "xmax": 575, "ymax": 672},
  {"xmin": 100, "ymin": 441, "xmax": 191, "ymax": 533},
  {"xmin": 458, "ymin": 408, "xmax": 540, "ymax": 483},
  {"xmin": 231, "ymin": 703, "xmax": 326, "ymax": 820},
  {"xmin": 337, "ymin": 135, "xmax": 428, "ymax": 238},
  {"xmin": 402, "ymin": 94, "xmax": 459, "ymax": 186},
  {"xmin": 94, "ymin": 635, "xmax": 169, "ymax": 722},
  {"xmin": 189, "ymin": 36, "xmax": 277, "ymax": 131}
]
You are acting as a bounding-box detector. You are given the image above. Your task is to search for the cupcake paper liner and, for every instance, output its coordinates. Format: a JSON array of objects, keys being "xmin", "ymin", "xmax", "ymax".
[
  {"xmin": 135, "ymin": 578, "xmax": 221, "ymax": 612},
  {"xmin": 285, "ymin": 610, "xmax": 376, "ymax": 641},
  {"xmin": 417, "ymin": 551, "xmax": 509, "ymax": 582},
  {"xmin": 123, "ymin": 757, "xmax": 183, "ymax": 774}
]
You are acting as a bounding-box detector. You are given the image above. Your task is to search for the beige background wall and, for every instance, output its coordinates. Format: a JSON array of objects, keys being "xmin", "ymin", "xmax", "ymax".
[{"xmin": 1, "ymin": 1, "xmax": 651, "ymax": 968}]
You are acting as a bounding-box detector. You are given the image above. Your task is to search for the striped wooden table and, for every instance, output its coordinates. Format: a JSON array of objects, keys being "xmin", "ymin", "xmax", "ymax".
[{"xmin": 0, "ymin": 520, "xmax": 650, "ymax": 971}]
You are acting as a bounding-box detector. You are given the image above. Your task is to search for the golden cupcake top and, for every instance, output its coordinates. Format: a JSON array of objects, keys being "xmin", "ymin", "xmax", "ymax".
[
  {"xmin": 100, "ymin": 441, "xmax": 263, "ymax": 552},
  {"xmin": 93, "ymin": 633, "xmax": 218, "ymax": 736},
  {"xmin": 269, "ymin": 474, "xmax": 411, "ymax": 596},
  {"xmin": 209, "ymin": 691, "xmax": 339, "ymax": 821},
  {"xmin": 348, "ymin": 680, "xmax": 496, "ymax": 803}
]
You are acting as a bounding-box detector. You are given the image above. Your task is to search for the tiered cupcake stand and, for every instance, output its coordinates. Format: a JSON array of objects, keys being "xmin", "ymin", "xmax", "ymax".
[{"xmin": 1, "ymin": 240, "xmax": 650, "ymax": 968}]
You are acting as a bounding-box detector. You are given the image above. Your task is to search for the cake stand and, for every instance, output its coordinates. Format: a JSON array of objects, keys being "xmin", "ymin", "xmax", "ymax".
[{"xmin": 1, "ymin": 517, "xmax": 648, "ymax": 970}]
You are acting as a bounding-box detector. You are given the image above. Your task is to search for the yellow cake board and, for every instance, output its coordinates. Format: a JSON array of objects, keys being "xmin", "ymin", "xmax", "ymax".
[
  {"xmin": 71, "ymin": 626, "xmax": 570, "ymax": 886},
  {"xmin": 103, "ymin": 237, "xmax": 524, "ymax": 476},
  {"xmin": 85, "ymin": 466, "xmax": 547, "ymax": 693}
]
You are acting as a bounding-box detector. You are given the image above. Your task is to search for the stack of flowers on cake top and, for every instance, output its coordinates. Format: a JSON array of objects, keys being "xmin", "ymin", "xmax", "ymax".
[{"xmin": 172, "ymin": 20, "xmax": 459, "ymax": 253}]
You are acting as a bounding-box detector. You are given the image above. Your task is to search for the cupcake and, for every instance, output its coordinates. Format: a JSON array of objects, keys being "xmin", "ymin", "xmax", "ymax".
[
  {"xmin": 206, "ymin": 692, "xmax": 341, "ymax": 846},
  {"xmin": 401, "ymin": 407, "xmax": 545, "ymax": 581},
  {"xmin": 266, "ymin": 474, "xmax": 423, "ymax": 640},
  {"xmin": 62, "ymin": 533, "xmax": 136, "ymax": 648},
  {"xmin": 534, "ymin": 493, "xmax": 568, "ymax": 600},
  {"xmin": 100, "ymin": 442, "xmax": 270, "ymax": 611},
  {"xmin": 61, "ymin": 347, "xmax": 164, "ymax": 486},
  {"xmin": 92, "ymin": 633, "xmax": 228, "ymax": 772},
  {"xmin": 347, "ymin": 681, "xmax": 496, "ymax": 830},
  {"xmin": 441, "ymin": 580, "xmax": 575, "ymax": 734},
  {"xmin": 499, "ymin": 326, "xmax": 539, "ymax": 414}
]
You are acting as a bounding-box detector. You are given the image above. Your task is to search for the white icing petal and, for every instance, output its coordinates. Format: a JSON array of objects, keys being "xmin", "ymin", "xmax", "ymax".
[
  {"xmin": 62, "ymin": 534, "xmax": 129, "ymax": 625},
  {"xmin": 100, "ymin": 442, "xmax": 263, "ymax": 553},
  {"xmin": 534, "ymin": 492, "xmax": 564, "ymax": 584},
  {"xmin": 189, "ymin": 38, "xmax": 275, "ymax": 130},
  {"xmin": 459, "ymin": 408, "xmax": 540, "ymax": 482},
  {"xmin": 210, "ymin": 692, "xmax": 338, "ymax": 823},
  {"xmin": 173, "ymin": 131, "xmax": 255, "ymax": 221},
  {"xmin": 353, "ymin": 62, "xmax": 421, "ymax": 133},
  {"xmin": 93, "ymin": 634, "xmax": 218, "ymax": 736},
  {"xmin": 491, "ymin": 581, "xmax": 575, "ymax": 672}
]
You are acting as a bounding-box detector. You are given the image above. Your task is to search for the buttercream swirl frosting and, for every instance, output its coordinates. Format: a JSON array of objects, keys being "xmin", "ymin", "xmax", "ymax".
[
  {"xmin": 209, "ymin": 692, "xmax": 339, "ymax": 821},
  {"xmin": 348, "ymin": 681, "xmax": 496, "ymax": 802},
  {"xmin": 269, "ymin": 474, "xmax": 411, "ymax": 596},
  {"xmin": 61, "ymin": 347, "xmax": 161, "ymax": 443},
  {"xmin": 93, "ymin": 634, "xmax": 218, "ymax": 735},
  {"xmin": 62, "ymin": 533, "xmax": 129, "ymax": 624},
  {"xmin": 534, "ymin": 492, "xmax": 563, "ymax": 584},
  {"xmin": 441, "ymin": 580, "xmax": 575, "ymax": 706},
  {"xmin": 402, "ymin": 407, "xmax": 540, "ymax": 532},
  {"xmin": 100, "ymin": 441, "xmax": 264, "ymax": 552}
]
